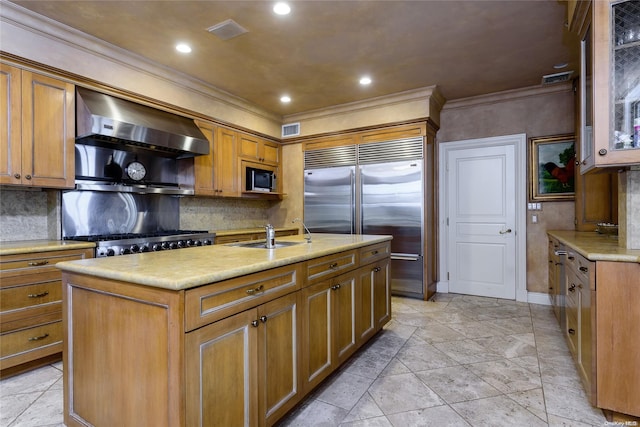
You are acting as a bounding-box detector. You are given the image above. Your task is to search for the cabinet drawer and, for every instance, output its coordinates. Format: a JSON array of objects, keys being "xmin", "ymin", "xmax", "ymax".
[
  {"xmin": 359, "ymin": 242, "xmax": 390, "ymax": 265},
  {"xmin": 0, "ymin": 320, "xmax": 62, "ymax": 368},
  {"xmin": 305, "ymin": 250, "xmax": 357, "ymax": 286},
  {"xmin": 0, "ymin": 248, "xmax": 93, "ymax": 279},
  {"xmin": 565, "ymin": 250, "xmax": 593, "ymax": 288},
  {"xmin": 185, "ymin": 264, "xmax": 301, "ymax": 331},
  {"xmin": 1, "ymin": 277, "xmax": 62, "ymax": 313}
]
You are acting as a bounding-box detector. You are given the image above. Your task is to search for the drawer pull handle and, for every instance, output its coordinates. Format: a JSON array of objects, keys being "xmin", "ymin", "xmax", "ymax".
[
  {"xmin": 260, "ymin": 316, "xmax": 267, "ymax": 323},
  {"xmin": 579, "ymin": 267, "xmax": 588, "ymax": 273},
  {"xmin": 331, "ymin": 284, "xmax": 341, "ymax": 290},
  {"xmin": 568, "ymin": 256, "xmax": 575, "ymax": 261},
  {"xmin": 373, "ymin": 267, "xmax": 381, "ymax": 273},
  {"xmin": 28, "ymin": 291, "xmax": 49, "ymax": 298},
  {"xmin": 246, "ymin": 284, "xmax": 264, "ymax": 295},
  {"xmin": 568, "ymin": 328, "xmax": 575, "ymax": 335},
  {"xmin": 568, "ymin": 284, "xmax": 576, "ymax": 292},
  {"xmin": 28, "ymin": 260, "xmax": 49, "ymax": 266},
  {"xmin": 372, "ymin": 250, "xmax": 379, "ymax": 255},
  {"xmin": 251, "ymin": 320, "xmax": 259, "ymax": 327},
  {"xmin": 554, "ymin": 250, "xmax": 567, "ymax": 256},
  {"xmin": 28, "ymin": 333, "xmax": 49, "ymax": 341},
  {"xmin": 329, "ymin": 262, "xmax": 339, "ymax": 270}
]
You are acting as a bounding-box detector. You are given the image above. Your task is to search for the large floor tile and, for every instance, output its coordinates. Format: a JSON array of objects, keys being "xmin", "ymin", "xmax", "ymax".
[
  {"xmin": 368, "ymin": 373, "xmax": 444, "ymax": 414},
  {"xmin": 451, "ymin": 395, "xmax": 548, "ymax": 427},
  {"xmin": 415, "ymin": 366, "xmax": 502, "ymax": 404}
]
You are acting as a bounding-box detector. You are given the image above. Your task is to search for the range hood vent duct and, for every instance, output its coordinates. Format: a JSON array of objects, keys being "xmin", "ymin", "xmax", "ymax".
[{"xmin": 75, "ymin": 87, "xmax": 210, "ymax": 159}]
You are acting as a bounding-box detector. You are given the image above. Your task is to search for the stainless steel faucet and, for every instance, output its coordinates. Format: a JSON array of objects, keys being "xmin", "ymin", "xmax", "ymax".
[
  {"xmin": 292, "ymin": 218, "xmax": 312, "ymax": 243},
  {"xmin": 265, "ymin": 224, "xmax": 276, "ymax": 248}
]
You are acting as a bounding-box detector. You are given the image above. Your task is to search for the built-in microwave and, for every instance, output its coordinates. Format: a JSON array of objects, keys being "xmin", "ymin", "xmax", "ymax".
[{"xmin": 246, "ymin": 167, "xmax": 275, "ymax": 192}]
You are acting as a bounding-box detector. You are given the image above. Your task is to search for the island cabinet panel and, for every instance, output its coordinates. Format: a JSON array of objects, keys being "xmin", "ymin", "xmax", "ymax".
[
  {"xmin": 301, "ymin": 269, "xmax": 357, "ymax": 393},
  {"xmin": 62, "ymin": 273, "xmax": 184, "ymax": 427},
  {"xmin": 185, "ymin": 264, "xmax": 301, "ymax": 330},
  {"xmin": 596, "ymin": 261, "xmax": 640, "ymax": 418},
  {"xmin": 185, "ymin": 308, "xmax": 259, "ymax": 427},
  {"xmin": 305, "ymin": 249, "xmax": 358, "ymax": 286},
  {"xmin": 259, "ymin": 293, "xmax": 302, "ymax": 427}
]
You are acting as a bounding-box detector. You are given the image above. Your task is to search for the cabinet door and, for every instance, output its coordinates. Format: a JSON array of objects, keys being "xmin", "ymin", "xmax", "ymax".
[
  {"xmin": 301, "ymin": 281, "xmax": 333, "ymax": 392},
  {"xmin": 333, "ymin": 270, "xmax": 357, "ymax": 365},
  {"xmin": 193, "ymin": 123, "xmax": 216, "ymax": 195},
  {"xmin": 185, "ymin": 308, "xmax": 259, "ymax": 427},
  {"xmin": 0, "ymin": 64, "xmax": 22, "ymax": 186},
  {"xmin": 215, "ymin": 127, "xmax": 239, "ymax": 196},
  {"xmin": 258, "ymin": 293, "xmax": 302, "ymax": 427},
  {"xmin": 373, "ymin": 258, "xmax": 391, "ymax": 329},
  {"xmin": 21, "ymin": 71, "xmax": 74, "ymax": 188},
  {"xmin": 356, "ymin": 265, "xmax": 376, "ymax": 344},
  {"xmin": 239, "ymin": 134, "xmax": 280, "ymax": 165}
]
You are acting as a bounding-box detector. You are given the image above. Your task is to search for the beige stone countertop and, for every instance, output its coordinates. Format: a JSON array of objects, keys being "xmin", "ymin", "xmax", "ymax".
[
  {"xmin": 215, "ymin": 226, "xmax": 299, "ymax": 236},
  {"xmin": 547, "ymin": 230, "xmax": 640, "ymax": 263},
  {"xmin": 0, "ymin": 239, "xmax": 96, "ymax": 256},
  {"xmin": 56, "ymin": 234, "xmax": 392, "ymax": 291}
]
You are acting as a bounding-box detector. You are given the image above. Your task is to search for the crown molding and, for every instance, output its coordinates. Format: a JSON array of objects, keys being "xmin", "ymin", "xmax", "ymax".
[{"xmin": 443, "ymin": 82, "xmax": 573, "ymax": 111}]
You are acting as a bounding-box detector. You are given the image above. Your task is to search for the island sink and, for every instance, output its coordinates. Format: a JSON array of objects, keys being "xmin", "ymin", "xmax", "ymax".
[{"xmin": 228, "ymin": 240, "xmax": 305, "ymax": 249}]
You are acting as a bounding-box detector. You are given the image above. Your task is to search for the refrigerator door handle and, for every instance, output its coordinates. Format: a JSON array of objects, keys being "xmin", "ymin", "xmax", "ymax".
[
  {"xmin": 391, "ymin": 254, "xmax": 422, "ymax": 262},
  {"xmin": 351, "ymin": 169, "xmax": 356, "ymax": 234}
]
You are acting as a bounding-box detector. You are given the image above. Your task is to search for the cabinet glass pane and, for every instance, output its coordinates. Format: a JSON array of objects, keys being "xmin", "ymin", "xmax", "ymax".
[
  {"xmin": 612, "ymin": 0, "xmax": 640, "ymax": 151},
  {"xmin": 581, "ymin": 27, "xmax": 593, "ymax": 162}
]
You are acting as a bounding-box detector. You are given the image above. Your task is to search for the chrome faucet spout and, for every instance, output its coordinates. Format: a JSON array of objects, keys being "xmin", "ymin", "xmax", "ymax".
[{"xmin": 292, "ymin": 218, "xmax": 312, "ymax": 243}]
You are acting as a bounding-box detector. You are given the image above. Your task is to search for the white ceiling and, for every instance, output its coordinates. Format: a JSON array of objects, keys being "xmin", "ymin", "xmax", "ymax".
[{"xmin": 9, "ymin": 0, "xmax": 579, "ymax": 116}]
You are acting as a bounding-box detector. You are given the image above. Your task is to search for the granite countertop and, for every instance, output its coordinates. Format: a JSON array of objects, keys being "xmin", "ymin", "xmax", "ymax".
[
  {"xmin": 0, "ymin": 240, "xmax": 96, "ymax": 256},
  {"xmin": 56, "ymin": 234, "xmax": 392, "ymax": 291},
  {"xmin": 547, "ymin": 230, "xmax": 640, "ymax": 263}
]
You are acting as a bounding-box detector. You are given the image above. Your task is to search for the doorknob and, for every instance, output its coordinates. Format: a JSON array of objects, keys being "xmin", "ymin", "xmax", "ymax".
[{"xmin": 499, "ymin": 229, "xmax": 512, "ymax": 234}]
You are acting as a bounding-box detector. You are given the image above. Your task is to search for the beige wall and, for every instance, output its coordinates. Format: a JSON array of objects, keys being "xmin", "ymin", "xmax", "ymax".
[{"xmin": 439, "ymin": 84, "xmax": 576, "ymax": 294}]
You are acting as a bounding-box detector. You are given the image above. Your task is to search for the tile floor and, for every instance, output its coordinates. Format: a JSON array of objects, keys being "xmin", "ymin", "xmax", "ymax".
[{"xmin": 0, "ymin": 294, "xmax": 608, "ymax": 427}]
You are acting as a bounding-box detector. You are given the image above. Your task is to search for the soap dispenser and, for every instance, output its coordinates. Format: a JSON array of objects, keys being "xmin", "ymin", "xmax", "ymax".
[{"xmin": 265, "ymin": 224, "xmax": 275, "ymax": 249}]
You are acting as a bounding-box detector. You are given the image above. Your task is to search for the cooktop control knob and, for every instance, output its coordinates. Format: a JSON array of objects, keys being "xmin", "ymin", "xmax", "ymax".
[
  {"xmin": 203, "ymin": 239, "xmax": 212, "ymax": 246},
  {"xmin": 177, "ymin": 240, "xmax": 185, "ymax": 248},
  {"xmin": 130, "ymin": 244, "xmax": 140, "ymax": 253},
  {"xmin": 121, "ymin": 248, "xmax": 131, "ymax": 255},
  {"xmin": 161, "ymin": 242, "xmax": 170, "ymax": 250},
  {"xmin": 169, "ymin": 242, "xmax": 178, "ymax": 250},
  {"xmin": 106, "ymin": 248, "xmax": 115, "ymax": 257},
  {"xmin": 186, "ymin": 239, "xmax": 195, "ymax": 247},
  {"xmin": 152, "ymin": 243, "xmax": 162, "ymax": 251},
  {"xmin": 140, "ymin": 245, "xmax": 150, "ymax": 253}
]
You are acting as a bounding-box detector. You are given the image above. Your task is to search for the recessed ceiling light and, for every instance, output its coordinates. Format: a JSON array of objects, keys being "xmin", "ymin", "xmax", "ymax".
[
  {"xmin": 553, "ymin": 62, "xmax": 568, "ymax": 69},
  {"xmin": 273, "ymin": 2, "xmax": 291, "ymax": 15},
  {"xmin": 176, "ymin": 43, "xmax": 192, "ymax": 53},
  {"xmin": 359, "ymin": 76, "xmax": 372, "ymax": 85},
  {"xmin": 280, "ymin": 95, "xmax": 291, "ymax": 103}
]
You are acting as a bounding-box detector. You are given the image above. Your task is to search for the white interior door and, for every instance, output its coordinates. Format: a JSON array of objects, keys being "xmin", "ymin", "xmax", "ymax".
[{"xmin": 447, "ymin": 144, "xmax": 516, "ymax": 299}]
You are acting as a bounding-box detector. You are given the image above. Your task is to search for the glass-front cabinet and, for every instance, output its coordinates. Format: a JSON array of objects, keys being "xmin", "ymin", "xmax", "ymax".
[{"xmin": 580, "ymin": 0, "xmax": 640, "ymax": 173}]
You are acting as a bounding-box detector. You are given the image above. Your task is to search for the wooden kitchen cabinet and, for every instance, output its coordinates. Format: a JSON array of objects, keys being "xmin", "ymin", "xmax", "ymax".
[
  {"xmin": 574, "ymin": 0, "xmax": 640, "ymax": 173},
  {"xmin": 0, "ymin": 63, "xmax": 75, "ymax": 188},
  {"xmin": 301, "ymin": 269, "xmax": 357, "ymax": 393},
  {"xmin": 193, "ymin": 121, "xmax": 239, "ymax": 197},
  {"xmin": 239, "ymin": 133, "xmax": 280, "ymax": 165},
  {"xmin": 564, "ymin": 248, "xmax": 596, "ymax": 403},
  {"xmin": 62, "ymin": 239, "xmax": 392, "ymax": 426},
  {"xmin": 0, "ymin": 247, "xmax": 93, "ymax": 378}
]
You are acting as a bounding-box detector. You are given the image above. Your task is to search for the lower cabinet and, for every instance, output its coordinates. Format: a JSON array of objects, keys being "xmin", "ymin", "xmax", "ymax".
[
  {"xmin": 63, "ymin": 241, "xmax": 392, "ymax": 427},
  {"xmin": 301, "ymin": 269, "xmax": 357, "ymax": 393},
  {"xmin": 185, "ymin": 292, "xmax": 301, "ymax": 427}
]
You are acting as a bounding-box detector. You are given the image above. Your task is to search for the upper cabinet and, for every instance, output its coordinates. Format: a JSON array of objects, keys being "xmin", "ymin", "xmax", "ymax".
[
  {"xmin": 0, "ymin": 64, "xmax": 75, "ymax": 188},
  {"xmin": 577, "ymin": 0, "xmax": 640, "ymax": 173},
  {"xmin": 238, "ymin": 133, "xmax": 280, "ymax": 166},
  {"xmin": 193, "ymin": 121, "xmax": 239, "ymax": 197}
]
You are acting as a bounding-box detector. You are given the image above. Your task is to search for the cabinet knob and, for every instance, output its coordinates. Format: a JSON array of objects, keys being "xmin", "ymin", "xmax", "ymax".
[
  {"xmin": 13, "ymin": 173, "xmax": 20, "ymax": 179},
  {"xmin": 329, "ymin": 262, "xmax": 339, "ymax": 270},
  {"xmin": 568, "ymin": 328, "xmax": 575, "ymax": 335},
  {"xmin": 598, "ymin": 148, "xmax": 607, "ymax": 156},
  {"xmin": 373, "ymin": 267, "xmax": 381, "ymax": 273},
  {"xmin": 246, "ymin": 284, "xmax": 264, "ymax": 295},
  {"xmin": 25, "ymin": 174, "xmax": 32, "ymax": 180},
  {"xmin": 251, "ymin": 320, "xmax": 259, "ymax": 327},
  {"xmin": 579, "ymin": 266, "xmax": 588, "ymax": 273},
  {"xmin": 260, "ymin": 316, "xmax": 267, "ymax": 323},
  {"xmin": 569, "ymin": 284, "xmax": 576, "ymax": 292},
  {"xmin": 330, "ymin": 284, "xmax": 341, "ymax": 290}
]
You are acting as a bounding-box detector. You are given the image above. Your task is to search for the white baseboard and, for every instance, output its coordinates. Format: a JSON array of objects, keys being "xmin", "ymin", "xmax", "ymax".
[
  {"xmin": 527, "ymin": 292, "xmax": 552, "ymax": 306},
  {"xmin": 435, "ymin": 282, "xmax": 551, "ymax": 306}
]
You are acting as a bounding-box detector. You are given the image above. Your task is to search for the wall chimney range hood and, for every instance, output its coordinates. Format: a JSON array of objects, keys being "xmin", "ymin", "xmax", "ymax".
[{"xmin": 75, "ymin": 87, "xmax": 209, "ymax": 159}]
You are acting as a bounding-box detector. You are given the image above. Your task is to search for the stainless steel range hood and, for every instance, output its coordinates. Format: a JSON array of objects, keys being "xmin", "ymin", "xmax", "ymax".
[{"xmin": 76, "ymin": 87, "xmax": 209, "ymax": 159}]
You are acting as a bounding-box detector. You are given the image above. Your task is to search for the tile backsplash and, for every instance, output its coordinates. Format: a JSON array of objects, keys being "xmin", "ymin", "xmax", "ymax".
[{"xmin": 0, "ymin": 188, "xmax": 274, "ymax": 242}]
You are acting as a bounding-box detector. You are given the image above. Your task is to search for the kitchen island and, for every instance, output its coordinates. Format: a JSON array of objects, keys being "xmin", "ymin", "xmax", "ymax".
[{"xmin": 56, "ymin": 234, "xmax": 392, "ymax": 427}]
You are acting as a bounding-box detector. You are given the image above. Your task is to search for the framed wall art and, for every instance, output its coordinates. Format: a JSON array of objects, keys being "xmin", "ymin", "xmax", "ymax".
[{"xmin": 528, "ymin": 134, "xmax": 576, "ymax": 201}]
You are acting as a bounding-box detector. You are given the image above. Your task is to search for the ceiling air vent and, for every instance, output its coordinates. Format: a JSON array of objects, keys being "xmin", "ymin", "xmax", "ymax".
[
  {"xmin": 207, "ymin": 19, "xmax": 248, "ymax": 40},
  {"xmin": 282, "ymin": 123, "xmax": 300, "ymax": 138},
  {"xmin": 541, "ymin": 71, "xmax": 574, "ymax": 85}
]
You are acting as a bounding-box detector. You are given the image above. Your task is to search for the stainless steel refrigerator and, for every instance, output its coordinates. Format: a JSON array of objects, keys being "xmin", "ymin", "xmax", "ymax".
[{"xmin": 304, "ymin": 138, "xmax": 425, "ymax": 298}]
